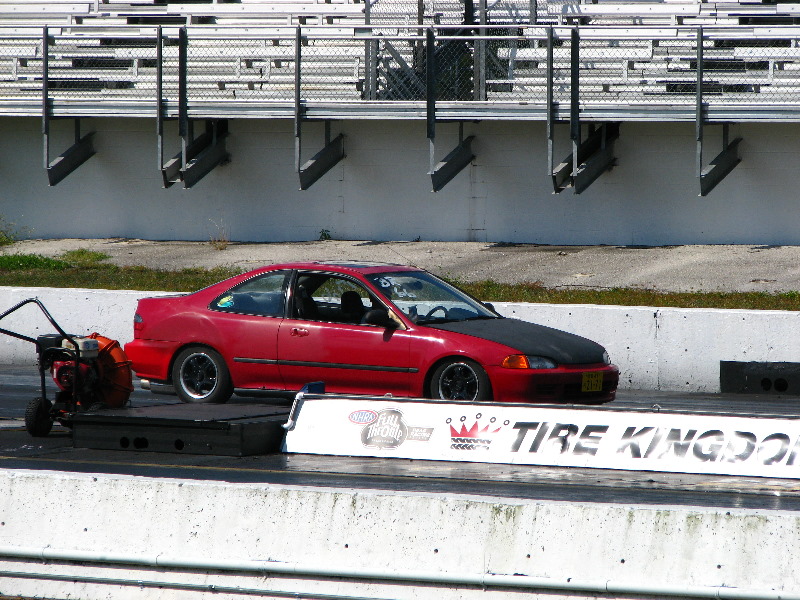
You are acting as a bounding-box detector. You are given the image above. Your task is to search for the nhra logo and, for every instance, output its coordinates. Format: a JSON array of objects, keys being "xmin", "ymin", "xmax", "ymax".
[
  {"xmin": 349, "ymin": 409, "xmax": 378, "ymax": 425},
  {"xmin": 449, "ymin": 414, "xmax": 509, "ymax": 451}
]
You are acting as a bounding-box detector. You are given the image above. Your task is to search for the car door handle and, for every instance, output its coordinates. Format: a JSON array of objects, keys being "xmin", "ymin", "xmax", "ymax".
[{"xmin": 290, "ymin": 327, "xmax": 309, "ymax": 337}]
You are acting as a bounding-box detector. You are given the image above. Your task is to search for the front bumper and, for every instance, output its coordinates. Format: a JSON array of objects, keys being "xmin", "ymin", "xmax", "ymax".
[{"xmin": 487, "ymin": 363, "xmax": 620, "ymax": 404}]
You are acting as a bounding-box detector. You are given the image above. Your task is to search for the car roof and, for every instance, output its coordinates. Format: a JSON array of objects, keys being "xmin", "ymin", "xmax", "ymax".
[{"xmin": 250, "ymin": 261, "xmax": 425, "ymax": 276}]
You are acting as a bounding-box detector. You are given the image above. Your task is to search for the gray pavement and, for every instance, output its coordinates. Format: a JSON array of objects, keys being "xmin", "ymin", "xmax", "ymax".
[{"xmin": 5, "ymin": 238, "xmax": 800, "ymax": 293}]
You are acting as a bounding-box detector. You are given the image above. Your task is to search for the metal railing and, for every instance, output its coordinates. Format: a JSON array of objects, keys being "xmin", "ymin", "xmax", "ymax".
[{"xmin": 8, "ymin": 24, "xmax": 800, "ymax": 121}]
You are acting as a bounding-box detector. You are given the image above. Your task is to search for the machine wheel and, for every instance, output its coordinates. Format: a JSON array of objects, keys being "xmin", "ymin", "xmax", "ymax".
[
  {"xmin": 172, "ymin": 346, "xmax": 233, "ymax": 404},
  {"xmin": 428, "ymin": 359, "xmax": 491, "ymax": 401},
  {"xmin": 25, "ymin": 397, "xmax": 53, "ymax": 437}
]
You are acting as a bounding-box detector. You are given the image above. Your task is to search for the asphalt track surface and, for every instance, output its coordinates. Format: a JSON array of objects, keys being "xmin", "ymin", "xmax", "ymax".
[{"xmin": 1, "ymin": 366, "xmax": 800, "ymax": 513}]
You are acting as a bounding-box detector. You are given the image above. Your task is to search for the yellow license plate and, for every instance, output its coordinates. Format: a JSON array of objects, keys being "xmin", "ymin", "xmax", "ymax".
[{"xmin": 581, "ymin": 372, "xmax": 604, "ymax": 393}]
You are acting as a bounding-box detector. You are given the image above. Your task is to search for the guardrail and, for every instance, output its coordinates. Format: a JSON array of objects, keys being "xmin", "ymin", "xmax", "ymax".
[{"xmin": 3, "ymin": 24, "xmax": 800, "ymax": 121}]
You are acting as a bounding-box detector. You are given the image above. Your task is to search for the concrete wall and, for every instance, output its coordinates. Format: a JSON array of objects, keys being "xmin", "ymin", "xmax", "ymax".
[
  {"xmin": 1, "ymin": 117, "xmax": 800, "ymax": 245},
  {"xmin": 0, "ymin": 469, "xmax": 798, "ymax": 600},
  {"xmin": 2, "ymin": 286, "xmax": 799, "ymax": 392}
]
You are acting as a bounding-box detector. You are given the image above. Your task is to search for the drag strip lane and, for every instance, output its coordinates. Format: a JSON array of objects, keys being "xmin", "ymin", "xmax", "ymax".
[{"xmin": 2, "ymin": 366, "xmax": 800, "ymax": 511}]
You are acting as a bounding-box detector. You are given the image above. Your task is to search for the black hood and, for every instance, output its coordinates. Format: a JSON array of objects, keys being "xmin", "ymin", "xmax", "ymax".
[{"xmin": 428, "ymin": 317, "xmax": 607, "ymax": 365}]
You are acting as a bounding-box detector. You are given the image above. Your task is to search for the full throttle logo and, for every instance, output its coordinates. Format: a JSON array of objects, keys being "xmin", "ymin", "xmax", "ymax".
[{"xmin": 359, "ymin": 408, "xmax": 434, "ymax": 449}]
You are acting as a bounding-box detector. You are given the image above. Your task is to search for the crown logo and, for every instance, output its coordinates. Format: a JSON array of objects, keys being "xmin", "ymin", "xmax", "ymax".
[
  {"xmin": 450, "ymin": 420, "xmax": 503, "ymax": 451},
  {"xmin": 449, "ymin": 422, "xmax": 501, "ymax": 438}
]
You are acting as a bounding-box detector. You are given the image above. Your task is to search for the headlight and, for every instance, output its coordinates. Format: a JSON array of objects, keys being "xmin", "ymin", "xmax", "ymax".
[
  {"xmin": 501, "ymin": 355, "xmax": 558, "ymax": 369},
  {"xmin": 527, "ymin": 356, "xmax": 557, "ymax": 369}
]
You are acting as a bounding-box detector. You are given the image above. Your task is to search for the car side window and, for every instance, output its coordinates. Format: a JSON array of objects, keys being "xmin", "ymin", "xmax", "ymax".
[
  {"xmin": 211, "ymin": 271, "xmax": 290, "ymax": 317},
  {"xmin": 292, "ymin": 274, "xmax": 375, "ymax": 324}
]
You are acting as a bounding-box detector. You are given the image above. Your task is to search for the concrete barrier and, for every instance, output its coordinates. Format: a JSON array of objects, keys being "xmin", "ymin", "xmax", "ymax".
[
  {"xmin": 0, "ymin": 469, "xmax": 798, "ymax": 600},
  {"xmin": 2, "ymin": 287, "xmax": 799, "ymax": 392}
]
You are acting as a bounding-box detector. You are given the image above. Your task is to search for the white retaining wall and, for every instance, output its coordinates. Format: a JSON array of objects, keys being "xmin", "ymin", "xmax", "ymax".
[
  {"xmin": 0, "ymin": 469, "xmax": 798, "ymax": 600},
  {"xmin": 2, "ymin": 286, "xmax": 798, "ymax": 392},
  {"xmin": 2, "ymin": 118, "xmax": 800, "ymax": 245}
]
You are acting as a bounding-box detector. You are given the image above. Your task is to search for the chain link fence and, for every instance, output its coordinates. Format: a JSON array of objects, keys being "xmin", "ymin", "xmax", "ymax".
[{"xmin": 5, "ymin": 26, "xmax": 798, "ymax": 112}]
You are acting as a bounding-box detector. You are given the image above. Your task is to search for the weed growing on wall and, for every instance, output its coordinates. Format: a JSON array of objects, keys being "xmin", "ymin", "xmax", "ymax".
[
  {"xmin": 0, "ymin": 215, "xmax": 25, "ymax": 246},
  {"xmin": 208, "ymin": 218, "xmax": 230, "ymax": 251}
]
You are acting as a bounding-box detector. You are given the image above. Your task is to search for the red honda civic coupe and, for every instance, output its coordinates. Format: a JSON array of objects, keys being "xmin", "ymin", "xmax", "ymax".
[{"xmin": 124, "ymin": 261, "xmax": 618, "ymax": 404}]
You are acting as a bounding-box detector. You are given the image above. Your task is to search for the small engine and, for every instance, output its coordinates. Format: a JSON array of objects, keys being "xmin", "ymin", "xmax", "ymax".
[
  {"xmin": 0, "ymin": 297, "xmax": 134, "ymax": 437},
  {"xmin": 38, "ymin": 332, "xmax": 133, "ymax": 411}
]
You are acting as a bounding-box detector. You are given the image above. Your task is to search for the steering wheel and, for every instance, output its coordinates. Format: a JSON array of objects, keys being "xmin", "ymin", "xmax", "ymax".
[{"xmin": 425, "ymin": 305, "xmax": 448, "ymax": 319}]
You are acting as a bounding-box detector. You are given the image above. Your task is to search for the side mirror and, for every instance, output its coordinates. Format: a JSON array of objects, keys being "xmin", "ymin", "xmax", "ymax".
[
  {"xmin": 363, "ymin": 309, "xmax": 397, "ymax": 328},
  {"xmin": 483, "ymin": 302, "xmax": 496, "ymax": 313}
]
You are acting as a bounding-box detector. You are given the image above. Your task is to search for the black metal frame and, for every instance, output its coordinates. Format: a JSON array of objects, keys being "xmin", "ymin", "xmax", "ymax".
[
  {"xmin": 42, "ymin": 26, "xmax": 96, "ymax": 187},
  {"xmin": 36, "ymin": 24, "xmax": 749, "ymax": 195},
  {"xmin": 695, "ymin": 29, "xmax": 742, "ymax": 197},
  {"xmin": 427, "ymin": 29, "xmax": 476, "ymax": 192},
  {"xmin": 0, "ymin": 298, "xmax": 83, "ymax": 410},
  {"xmin": 548, "ymin": 29, "xmax": 619, "ymax": 194},
  {"xmin": 295, "ymin": 29, "xmax": 346, "ymax": 190},
  {"xmin": 158, "ymin": 27, "xmax": 230, "ymax": 189}
]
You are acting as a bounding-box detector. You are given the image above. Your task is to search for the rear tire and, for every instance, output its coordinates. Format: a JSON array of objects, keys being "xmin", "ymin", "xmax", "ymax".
[
  {"xmin": 429, "ymin": 359, "xmax": 492, "ymax": 401},
  {"xmin": 25, "ymin": 397, "xmax": 53, "ymax": 437},
  {"xmin": 172, "ymin": 346, "xmax": 233, "ymax": 404}
]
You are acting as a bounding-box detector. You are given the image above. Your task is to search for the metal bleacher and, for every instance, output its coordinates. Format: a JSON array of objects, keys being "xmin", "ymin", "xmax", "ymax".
[{"xmin": 1, "ymin": 0, "xmax": 800, "ymax": 123}]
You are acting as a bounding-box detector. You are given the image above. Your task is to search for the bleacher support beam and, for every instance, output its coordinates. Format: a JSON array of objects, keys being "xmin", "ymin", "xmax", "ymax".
[
  {"xmin": 548, "ymin": 29, "xmax": 618, "ymax": 194},
  {"xmin": 158, "ymin": 28, "xmax": 230, "ymax": 189},
  {"xmin": 551, "ymin": 123, "xmax": 620, "ymax": 194},
  {"xmin": 297, "ymin": 123, "xmax": 345, "ymax": 191},
  {"xmin": 430, "ymin": 131, "xmax": 476, "ymax": 193},
  {"xmin": 699, "ymin": 129, "xmax": 742, "ymax": 197},
  {"xmin": 42, "ymin": 26, "xmax": 95, "ymax": 187},
  {"xmin": 294, "ymin": 26, "xmax": 345, "ymax": 190},
  {"xmin": 427, "ymin": 29, "xmax": 476, "ymax": 192},
  {"xmin": 44, "ymin": 121, "xmax": 96, "ymax": 188},
  {"xmin": 696, "ymin": 30, "xmax": 742, "ymax": 197},
  {"xmin": 160, "ymin": 120, "xmax": 230, "ymax": 190}
]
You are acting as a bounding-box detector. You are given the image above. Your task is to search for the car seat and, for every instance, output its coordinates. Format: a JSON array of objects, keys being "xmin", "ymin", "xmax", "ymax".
[
  {"xmin": 294, "ymin": 285, "xmax": 318, "ymax": 320},
  {"xmin": 340, "ymin": 290, "xmax": 366, "ymax": 323}
]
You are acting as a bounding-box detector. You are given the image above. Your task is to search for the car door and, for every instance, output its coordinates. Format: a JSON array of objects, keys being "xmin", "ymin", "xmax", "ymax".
[
  {"xmin": 277, "ymin": 272, "xmax": 413, "ymax": 396},
  {"xmin": 208, "ymin": 270, "xmax": 291, "ymax": 391}
]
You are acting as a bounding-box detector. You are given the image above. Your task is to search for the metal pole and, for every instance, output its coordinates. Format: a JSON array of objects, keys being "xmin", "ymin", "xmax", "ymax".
[
  {"xmin": 426, "ymin": 28, "xmax": 436, "ymax": 173},
  {"xmin": 476, "ymin": 0, "xmax": 487, "ymax": 100},
  {"xmin": 695, "ymin": 26, "xmax": 703, "ymax": 178},
  {"xmin": 364, "ymin": 1, "xmax": 372, "ymax": 99},
  {"xmin": 2, "ymin": 546, "xmax": 798, "ymax": 600},
  {"xmin": 156, "ymin": 25, "xmax": 163, "ymax": 170},
  {"xmin": 570, "ymin": 27, "xmax": 580, "ymax": 182},
  {"xmin": 546, "ymin": 27, "xmax": 554, "ymax": 176},
  {"xmin": 178, "ymin": 26, "xmax": 188, "ymax": 172},
  {"xmin": 41, "ymin": 26, "xmax": 49, "ymax": 169},
  {"xmin": 294, "ymin": 26, "xmax": 302, "ymax": 173}
]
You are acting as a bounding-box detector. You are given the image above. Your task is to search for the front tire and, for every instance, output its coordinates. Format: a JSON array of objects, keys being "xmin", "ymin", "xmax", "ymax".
[
  {"xmin": 172, "ymin": 346, "xmax": 233, "ymax": 404},
  {"xmin": 429, "ymin": 359, "xmax": 491, "ymax": 401},
  {"xmin": 25, "ymin": 396, "xmax": 53, "ymax": 437}
]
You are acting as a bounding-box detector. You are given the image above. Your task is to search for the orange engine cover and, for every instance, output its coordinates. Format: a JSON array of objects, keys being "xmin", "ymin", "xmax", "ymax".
[{"xmin": 87, "ymin": 332, "xmax": 134, "ymax": 409}]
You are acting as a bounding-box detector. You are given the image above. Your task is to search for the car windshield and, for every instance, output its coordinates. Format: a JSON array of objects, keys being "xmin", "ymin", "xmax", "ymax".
[{"xmin": 365, "ymin": 271, "xmax": 499, "ymax": 324}]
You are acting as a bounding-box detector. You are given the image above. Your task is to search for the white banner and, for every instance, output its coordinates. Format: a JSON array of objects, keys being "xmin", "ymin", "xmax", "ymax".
[{"xmin": 283, "ymin": 397, "xmax": 800, "ymax": 479}]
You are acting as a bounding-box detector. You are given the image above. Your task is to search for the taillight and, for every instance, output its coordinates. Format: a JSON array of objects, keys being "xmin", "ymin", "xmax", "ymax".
[{"xmin": 133, "ymin": 313, "xmax": 143, "ymax": 332}]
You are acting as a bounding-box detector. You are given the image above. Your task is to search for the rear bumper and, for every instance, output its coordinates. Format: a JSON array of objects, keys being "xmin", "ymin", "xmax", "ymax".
[{"xmin": 123, "ymin": 339, "xmax": 180, "ymax": 382}]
